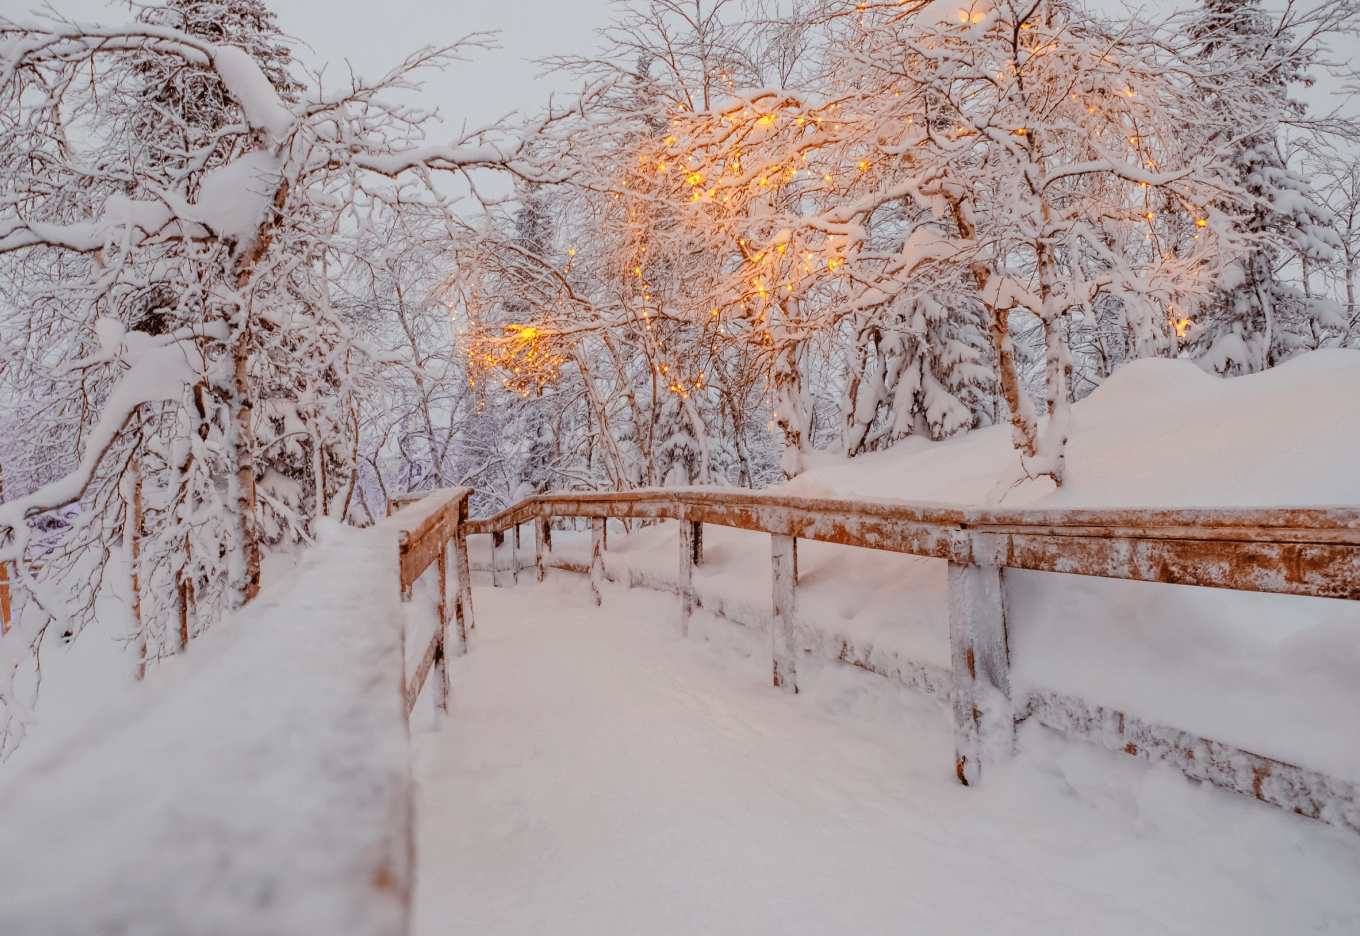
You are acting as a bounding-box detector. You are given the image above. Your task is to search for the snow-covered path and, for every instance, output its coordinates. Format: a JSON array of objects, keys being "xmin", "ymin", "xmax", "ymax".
[{"xmin": 410, "ymin": 572, "xmax": 1360, "ymax": 936}]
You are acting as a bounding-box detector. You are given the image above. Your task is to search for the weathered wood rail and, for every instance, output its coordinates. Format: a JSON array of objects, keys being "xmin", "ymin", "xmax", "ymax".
[
  {"xmin": 455, "ymin": 487, "xmax": 1360, "ymax": 834},
  {"xmin": 389, "ymin": 488, "xmax": 475, "ymax": 714}
]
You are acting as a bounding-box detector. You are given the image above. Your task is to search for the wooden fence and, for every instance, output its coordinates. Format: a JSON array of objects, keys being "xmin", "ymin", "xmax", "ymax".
[
  {"xmin": 453, "ymin": 488, "xmax": 1360, "ymax": 834},
  {"xmin": 389, "ymin": 488, "xmax": 475, "ymax": 715}
]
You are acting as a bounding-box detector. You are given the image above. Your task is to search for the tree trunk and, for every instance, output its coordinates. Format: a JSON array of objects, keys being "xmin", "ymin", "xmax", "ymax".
[
  {"xmin": 233, "ymin": 328, "xmax": 262, "ymax": 603},
  {"xmin": 771, "ymin": 339, "xmax": 810, "ymax": 479}
]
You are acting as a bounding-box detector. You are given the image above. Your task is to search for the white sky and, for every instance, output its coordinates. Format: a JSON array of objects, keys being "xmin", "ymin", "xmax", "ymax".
[
  {"xmin": 36, "ymin": 0, "xmax": 1354, "ymax": 190},
  {"xmin": 50, "ymin": 0, "xmax": 619, "ymax": 131},
  {"xmin": 49, "ymin": 1, "xmax": 1349, "ymax": 129},
  {"xmin": 268, "ymin": 0, "xmax": 619, "ymax": 133}
]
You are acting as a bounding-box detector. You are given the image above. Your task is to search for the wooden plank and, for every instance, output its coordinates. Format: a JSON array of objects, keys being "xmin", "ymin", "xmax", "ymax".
[
  {"xmin": 998, "ymin": 533, "xmax": 1360, "ymax": 600},
  {"xmin": 771, "ymin": 534, "xmax": 798, "ymax": 694},
  {"xmin": 679, "ymin": 516, "xmax": 697, "ymax": 637},
  {"xmin": 0, "ymin": 561, "xmax": 11, "ymax": 635},
  {"xmin": 397, "ymin": 489, "xmax": 472, "ymax": 720},
  {"xmin": 947, "ymin": 559, "xmax": 1012, "ymax": 786},
  {"xmin": 1025, "ymin": 689, "xmax": 1360, "ymax": 833},
  {"xmin": 465, "ymin": 491, "xmax": 1360, "ymax": 602},
  {"xmin": 535, "ymin": 513, "xmax": 551, "ymax": 582},
  {"xmin": 590, "ymin": 518, "xmax": 605, "ymax": 606},
  {"xmin": 398, "ymin": 489, "xmax": 467, "ymax": 597},
  {"xmin": 491, "ymin": 529, "xmax": 516, "ymax": 588},
  {"xmin": 432, "ymin": 546, "xmax": 448, "ymax": 713},
  {"xmin": 406, "ymin": 629, "xmax": 440, "ymax": 716},
  {"xmin": 451, "ymin": 495, "xmax": 474, "ymax": 645}
]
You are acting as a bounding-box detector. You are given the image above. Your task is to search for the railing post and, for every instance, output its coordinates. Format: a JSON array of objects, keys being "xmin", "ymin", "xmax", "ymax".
[
  {"xmin": 947, "ymin": 546, "xmax": 1013, "ymax": 786},
  {"xmin": 492, "ymin": 527, "xmax": 516, "ymax": 588},
  {"xmin": 433, "ymin": 544, "xmax": 449, "ymax": 712},
  {"xmin": 452, "ymin": 494, "xmax": 474, "ymax": 643},
  {"xmin": 678, "ymin": 516, "xmax": 702, "ymax": 636},
  {"xmin": 771, "ymin": 533, "xmax": 798, "ymax": 694},
  {"xmin": 590, "ymin": 517, "xmax": 605, "ymax": 605},
  {"xmin": 535, "ymin": 511, "xmax": 551, "ymax": 582}
]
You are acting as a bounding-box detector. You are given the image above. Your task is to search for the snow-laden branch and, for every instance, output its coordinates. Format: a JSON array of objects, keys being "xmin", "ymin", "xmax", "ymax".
[{"xmin": 0, "ymin": 334, "xmax": 208, "ymax": 558}]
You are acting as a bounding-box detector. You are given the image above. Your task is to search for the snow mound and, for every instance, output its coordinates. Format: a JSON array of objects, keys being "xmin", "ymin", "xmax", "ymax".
[
  {"xmin": 0, "ymin": 524, "xmax": 413, "ymax": 935},
  {"xmin": 774, "ymin": 350, "xmax": 1360, "ymax": 781},
  {"xmin": 787, "ymin": 349, "xmax": 1360, "ymax": 508}
]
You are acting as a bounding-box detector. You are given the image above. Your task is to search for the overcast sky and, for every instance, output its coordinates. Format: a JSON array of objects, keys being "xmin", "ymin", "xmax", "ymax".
[
  {"xmin": 39, "ymin": 0, "xmax": 1354, "ymax": 181},
  {"xmin": 51, "ymin": 0, "xmax": 620, "ymax": 134},
  {"xmin": 271, "ymin": 0, "xmax": 620, "ymax": 131}
]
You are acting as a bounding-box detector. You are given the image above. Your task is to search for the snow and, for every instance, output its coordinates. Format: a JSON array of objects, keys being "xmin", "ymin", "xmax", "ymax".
[
  {"xmin": 211, "ymin": 45, "xmax": 294, "ymax": 144},
  {"xmin": 781, "ymin": 351, "xmax": 1360, "ymax": 781},
  {"xmin": 0, "ymin": 335, "xmax": 200, "ymax": 537},
  {"xmin": 4, "ymin": 351, "xmax": 1359, "ymax": 931},
  {"xmin": 410, "ymin": 575, "xmax": 1360, "ymax": 934},
  {"xmin": 502, "ymin": 351, "xmax": 1360, "ymax": 785},
  {"xmin": 195, "ymin": 149, "xmax": 283, "ymax": 245},
  {"xmin": 0, "ymin": 522, "xmax": 413, "ymax": 935},
  {"xmin": 786, "ymin": 349, "xmax": 1360, "ymax": 508}
]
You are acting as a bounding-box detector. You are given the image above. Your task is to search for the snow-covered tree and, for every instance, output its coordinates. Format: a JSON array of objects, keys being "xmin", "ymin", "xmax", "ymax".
[
  {"xmin": 1179, "ymin": 0, "xmax": 1357, "ymax": 374},
  {"xmin": 726, "ymin": 0, "xmax": 1250, "ymax": 488},
  {"xmin": 0, "ymin": 7, "xmax": 573, "ymax": 754}
]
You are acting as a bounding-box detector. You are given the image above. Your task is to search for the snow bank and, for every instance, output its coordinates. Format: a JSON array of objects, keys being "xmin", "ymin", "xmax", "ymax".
[
  {"xmin": 583, "ymin": 351, "xmax": 1360, "ymax": 782},
  {"xmin": 411, "ymin": 579, "xmax": 1360, "ymax": 935},
  {"xmin": 0, "ymin": 522, "xmax": 414, "ymax": 935},
  {"xmin": 786, "ymin": 351, "xmax": 1360, "ymax": 779},
  {"xmin": 786, "ymin": 349, "xmax": 1360, "ymax": 508}
]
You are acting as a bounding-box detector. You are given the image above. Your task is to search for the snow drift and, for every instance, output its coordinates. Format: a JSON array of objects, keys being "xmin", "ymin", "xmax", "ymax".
[{"xmin": 574, "ymin": 351, "xmax": 1360, "ymax": 782}]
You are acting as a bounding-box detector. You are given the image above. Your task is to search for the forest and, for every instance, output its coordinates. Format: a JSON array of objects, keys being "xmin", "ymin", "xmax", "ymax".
[{"xmin": 0, "ymin": 0, "xmax": 1357, "ymax": 755}]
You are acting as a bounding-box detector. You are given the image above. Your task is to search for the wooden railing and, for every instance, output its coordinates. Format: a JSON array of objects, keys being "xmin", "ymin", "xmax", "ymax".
[
  {"xmin": 452, "ymin": 487, "xmax": 1360, "ymax": 834},
  {"xmin": 390, "ymin": 487, "xmax": 475, "ymax": 715}
]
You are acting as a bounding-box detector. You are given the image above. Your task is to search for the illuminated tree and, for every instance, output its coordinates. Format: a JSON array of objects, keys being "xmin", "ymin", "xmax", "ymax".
[{"xmin": 756, "ymin": 0, "xmax": 1254, "ymax": 490}]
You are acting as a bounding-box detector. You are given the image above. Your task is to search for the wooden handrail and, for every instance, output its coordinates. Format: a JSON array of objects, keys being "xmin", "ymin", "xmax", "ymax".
[
  {"xmin": 453, "ymin": 485, "xmax": 1360, "ymax": 835},
  {"xmin": 465, "ymin": 489, "xmax": 1360, "ymax": 600},
  {"xmin": 392, "ymin": 487, "xmax": 475, "ymax": 716}
]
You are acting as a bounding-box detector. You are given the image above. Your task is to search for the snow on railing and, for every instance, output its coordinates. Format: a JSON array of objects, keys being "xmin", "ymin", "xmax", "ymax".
[
  {"xmin": 455, "ymin": 488, "xmax": 1360, "ymax": 834},
  {"xmin": 388, "ymin": 488, "xmax": 475, "ymax": 715}
]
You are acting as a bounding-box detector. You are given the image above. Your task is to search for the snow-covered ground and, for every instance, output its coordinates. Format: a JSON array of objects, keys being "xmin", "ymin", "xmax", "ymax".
[
  {"xmin": 411, "ymin": 574, "xmax": 1360, "ymax": 935},
  {"xmin": 0, "ymin": 522, "xmax": 414, "ymax": 935},
  {"xmin": 536, "ymin": 352, "xmax": 1360, "ymax": 781},
  {"xmin": 787, "ymin": 349, "xmax": 1360, "ymax": 509},
  {"xmin": 4, "ymin": 351, "xmax": 1359, "ymax": 931}
]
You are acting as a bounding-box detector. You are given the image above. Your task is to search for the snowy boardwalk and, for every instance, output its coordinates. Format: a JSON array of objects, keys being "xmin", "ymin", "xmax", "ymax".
[
  {"xmin": 0, "ymin": 525, "xmax": 415, "ymax": 936},
  {"xmin": 411, "ymin": 574, "xmax": 1360, "ymax": 935}
]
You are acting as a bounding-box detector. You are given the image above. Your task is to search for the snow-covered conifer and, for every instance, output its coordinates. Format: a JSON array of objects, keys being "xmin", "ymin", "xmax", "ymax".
[{"xmin": 1180, "ymin": 0, "xmax": 1356, "ymax": 374}]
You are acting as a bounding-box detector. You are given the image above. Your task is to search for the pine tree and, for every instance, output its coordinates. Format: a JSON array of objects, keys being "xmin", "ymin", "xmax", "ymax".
[{"xmin": 1185, "ymin": 0, "xmax": 1349, "ymax": 373}]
